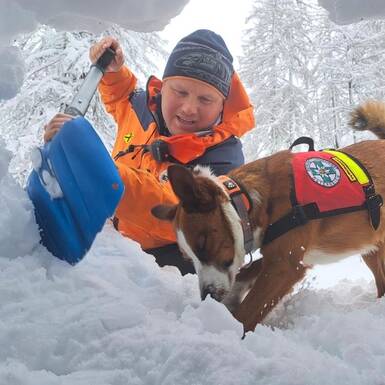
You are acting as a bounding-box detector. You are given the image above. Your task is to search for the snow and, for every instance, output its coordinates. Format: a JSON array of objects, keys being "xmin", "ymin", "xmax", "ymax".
[
  {"xmin": 1, "ymin": 134, "xmax": 385, "ymax": 384},
  {"xmin": 0, "ymin": 0, "xmax": 188, "ymax": 44},
  {"xmin": 0, "ymin": 0, "xmax": 187, "ymax": 100},
  {"xmin": 1, "ymin": 5, "xmax": 385, "ymax": 384},
  {"xmin": 0, "ymin": 26, "xmax": 166, "ymax": 182},
  {"xmin": 0, "ymin": 138, "xmax": 38, "ymax": 257},
  {"xmin": 319, "ymin": 0, "xmax": 385, "ymax": 25}
]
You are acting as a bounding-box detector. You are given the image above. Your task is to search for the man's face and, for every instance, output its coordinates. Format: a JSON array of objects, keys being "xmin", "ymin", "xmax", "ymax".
[{"xmin": 161, "ymin": 77, "xmax": 225, "ymax": 135}]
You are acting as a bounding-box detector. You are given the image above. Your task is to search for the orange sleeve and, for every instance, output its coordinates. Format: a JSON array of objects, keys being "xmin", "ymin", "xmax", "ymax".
[
  {"xmin": 114, "ymin": 161, "xmax": 178, "ymax": 248},
  {"xmin": 98, "ymin": 66, "xmax": 137, "ymax": 119}
]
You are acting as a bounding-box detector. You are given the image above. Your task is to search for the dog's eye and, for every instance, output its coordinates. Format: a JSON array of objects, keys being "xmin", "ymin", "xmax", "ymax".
[
  {"xmin": 222, "ymin": 260, "xmax": 233, "ymax": 269},
  {"xmin": 195, "ymin": 233, "xmax": 208, "ymax": 260}
]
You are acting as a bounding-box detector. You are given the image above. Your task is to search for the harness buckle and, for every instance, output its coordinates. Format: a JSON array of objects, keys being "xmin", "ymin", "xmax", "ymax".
[
  {"xmin": 292, "ymin": 205, "xmax": 309, "ymax": 226},
  {"xmin": 367, "ymin": 194, "xmax": 383, "ymax": 208}
]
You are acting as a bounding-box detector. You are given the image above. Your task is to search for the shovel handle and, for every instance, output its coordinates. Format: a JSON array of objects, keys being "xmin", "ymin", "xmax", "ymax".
[
  {"xmin": 95, "ymin": 47, "xmax": 116, "ymax": 73},
  {"xmin": 64, "ymin": 47, "xmax": 116, "ymax": 117}
]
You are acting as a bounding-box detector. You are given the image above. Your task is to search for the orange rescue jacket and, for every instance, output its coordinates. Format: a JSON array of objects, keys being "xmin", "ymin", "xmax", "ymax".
[{"xmin": 98, "ymin": 66, "xmax": 255, "ymax": 249}]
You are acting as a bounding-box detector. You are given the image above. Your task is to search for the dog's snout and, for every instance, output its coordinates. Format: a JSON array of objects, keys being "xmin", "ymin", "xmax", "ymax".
[{"xmin": 201, "ymin": 285, "xmax": 225, "ymax": 301}]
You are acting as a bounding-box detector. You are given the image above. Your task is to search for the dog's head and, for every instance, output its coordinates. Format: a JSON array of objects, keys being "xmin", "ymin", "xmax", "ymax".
[{"xmin": 152, "ymin": 165, "xmax": 249, "ymax": 302}]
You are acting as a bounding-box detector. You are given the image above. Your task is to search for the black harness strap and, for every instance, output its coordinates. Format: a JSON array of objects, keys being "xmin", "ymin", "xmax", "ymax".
[
  {"xmin": 262, "ymin": 202, "xmax": 366, "ymax": 245},
  {"xmin": 263, "ymin": 204, "xmax": 311, "ymax": 245},
  {"xmin": 363, "ymin": 184, "xmax": 383, "ymax": 230},
  {"xmin": 263, "ymin": 182, "xmax": 383, "ymax": 246},
  {"xmin": 263, "ymin": 194, "xmax": 383, "ymax": 245},
  {"xmin": 231, "ymin": 193, "xmax": 254, "ymax": 254},
  {"xmin": 219, "ymin": 176, "xmax": 254, "ymax": 254}
]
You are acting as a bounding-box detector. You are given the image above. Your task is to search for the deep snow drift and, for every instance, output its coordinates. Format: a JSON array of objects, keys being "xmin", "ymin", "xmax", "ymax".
[{"xmin": 0, "ymin": 137, "xmax": 385, "ymax": 385}]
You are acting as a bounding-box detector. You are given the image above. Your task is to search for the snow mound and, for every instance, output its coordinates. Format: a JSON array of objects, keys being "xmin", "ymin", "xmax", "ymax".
[
  {"xmin": 1, "ymin": 228, "xmax": 384, "ymax": 385},
  {"xmin": 0, "ymin": 139, "xmax": 39, "ymax": 258}
]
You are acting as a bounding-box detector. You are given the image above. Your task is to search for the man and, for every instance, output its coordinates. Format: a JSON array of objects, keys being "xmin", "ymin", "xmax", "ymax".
[{"xmin": 45, "ymin": 29, "xmax": 255, "ymax": 274}]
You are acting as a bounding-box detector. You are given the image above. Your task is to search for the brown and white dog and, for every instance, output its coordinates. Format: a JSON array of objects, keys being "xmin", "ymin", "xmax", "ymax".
[{"xmin": 152, "ymin": 100, "xmax": 385, "ymax": 333}]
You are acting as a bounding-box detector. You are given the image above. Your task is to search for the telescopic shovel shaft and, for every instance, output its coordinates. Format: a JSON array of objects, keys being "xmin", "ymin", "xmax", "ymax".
[{"xmin": 64, "ymin": 47, "xmax": 115, "ymax": 117}]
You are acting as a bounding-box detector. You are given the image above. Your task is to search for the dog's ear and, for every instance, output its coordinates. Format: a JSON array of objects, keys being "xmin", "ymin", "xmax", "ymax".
[
  {"xmin": 167, "ymin": 165, "xmax": 219, "ymax": 212},
  {"xmin": 151, "ymin": 204, "xmax": 177, "ymax": 221},
  {"xmin": 167, "ymin": 165, "xmax": 198, "ymax": 206}
]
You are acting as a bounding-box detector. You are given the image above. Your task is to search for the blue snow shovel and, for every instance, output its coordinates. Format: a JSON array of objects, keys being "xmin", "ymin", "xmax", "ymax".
[{"xmin": 26, "ymin": 48, "xmax": 124, "ymax": 264}]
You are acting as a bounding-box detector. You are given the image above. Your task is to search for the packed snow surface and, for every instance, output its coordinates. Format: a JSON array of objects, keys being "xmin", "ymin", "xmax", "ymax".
[{"xmin": 0, "ymin": 139, "xmax": 384, "ymax": 385}]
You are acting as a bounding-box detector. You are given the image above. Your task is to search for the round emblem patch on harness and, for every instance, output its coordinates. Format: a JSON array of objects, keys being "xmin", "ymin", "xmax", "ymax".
[{"xmin": 305, "ymin": 158, "xmax": 341, "ymax": 187}]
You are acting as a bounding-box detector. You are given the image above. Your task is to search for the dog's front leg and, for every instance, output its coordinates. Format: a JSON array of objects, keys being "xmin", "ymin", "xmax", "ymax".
[
  {"xmin": 233, "ymin": 254, "xmax": 307, "ymax": 333},
  {"xmin": 222, "ymin": 258, "xmax": 264, "ymax": 312}
]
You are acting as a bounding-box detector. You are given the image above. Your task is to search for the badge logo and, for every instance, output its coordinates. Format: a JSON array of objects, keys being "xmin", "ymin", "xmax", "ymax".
[
  {"xmin": 305, "ymin": 158, "xmax": 341, "ymax": 187},
  {"xmin": 124, "ymin": 133, "xmax": 134, "ymax": 143}
]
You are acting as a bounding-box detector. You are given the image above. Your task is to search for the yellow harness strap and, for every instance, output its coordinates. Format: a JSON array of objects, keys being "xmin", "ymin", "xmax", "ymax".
[{"xmin": 323, "ymin": 150, "xmax": 369, "ymax": 185}]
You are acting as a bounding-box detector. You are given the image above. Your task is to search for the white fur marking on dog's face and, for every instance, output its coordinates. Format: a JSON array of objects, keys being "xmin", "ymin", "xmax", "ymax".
[
  {"xmin": 221, "ymin": 200, "xmax": 245, "ymax": 266},
  {"xmin": 192, "ymin": 165, "xmax": 216, "ymax": 182},
  {"xmin": 176, "ymin": 229, "xmax": 201, "ymax": 270},
  {"xmin": 304, "ymin": 245, "xmax": 379, "ymax": 265},
  {"xmin": 176, "ymin": 226, "xmax": 235, "ymax": 302}
]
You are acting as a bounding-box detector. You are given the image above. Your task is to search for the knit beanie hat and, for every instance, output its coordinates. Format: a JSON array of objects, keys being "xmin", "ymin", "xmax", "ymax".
[{"xmin": 162, "ymin": 29, "xmax": 234, "ymax": 97}]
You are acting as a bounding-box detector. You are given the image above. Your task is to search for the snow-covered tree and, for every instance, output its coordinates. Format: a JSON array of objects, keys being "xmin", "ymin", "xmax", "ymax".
[
  {"xmin": 240, "ymin": 0, "xmax": 319, "ymax": 159},
  {"xmin": 0, "ymin": 25, "xmax": 167, "ymax": 183},
  {"xmin": 240, "ymin": 0, "xmax": 385, "ymax": 158},
  {"xmin": 313, "ymin": 19, "xmax": 385, "ymax": 148}
]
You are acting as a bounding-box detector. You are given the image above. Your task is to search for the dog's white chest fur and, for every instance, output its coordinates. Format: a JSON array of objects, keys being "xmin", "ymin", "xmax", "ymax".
[{"xmin": 303, "ymin": 245, "xmax": 378, "ymax": 265}]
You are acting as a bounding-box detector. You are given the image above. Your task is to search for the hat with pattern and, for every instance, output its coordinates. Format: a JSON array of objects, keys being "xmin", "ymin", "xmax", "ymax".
[{"xmin": 163, "ymin": 29, "xmax": 234, "ymax": 97}]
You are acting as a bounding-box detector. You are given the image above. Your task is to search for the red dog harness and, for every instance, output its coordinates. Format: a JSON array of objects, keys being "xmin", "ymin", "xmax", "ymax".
[
  {"xmin": 263, "ymin": 139, "xmax": 383, "ymax": 245},
  {"xmin": 294, "ymin": 151, "xmax": 367, "ymax": 212}
]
